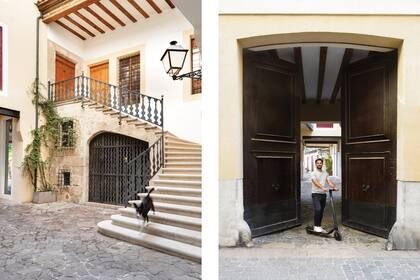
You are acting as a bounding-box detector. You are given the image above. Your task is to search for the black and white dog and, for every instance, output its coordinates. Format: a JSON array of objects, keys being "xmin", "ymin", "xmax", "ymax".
[{"xmin": 133, "ymin": 188, "xmax": 155, "ymax": 228}]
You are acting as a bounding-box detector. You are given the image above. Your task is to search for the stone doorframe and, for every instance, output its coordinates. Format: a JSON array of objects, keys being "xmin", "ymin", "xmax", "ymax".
[{"xmin": 219, "ymin": 32, "xmax": 417, "ymax": 249}]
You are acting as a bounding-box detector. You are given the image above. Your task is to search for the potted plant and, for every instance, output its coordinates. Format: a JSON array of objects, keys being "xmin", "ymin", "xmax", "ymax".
[{"xmin": 22, "ymin": 81, "xmax": 62, "ymax": 203}]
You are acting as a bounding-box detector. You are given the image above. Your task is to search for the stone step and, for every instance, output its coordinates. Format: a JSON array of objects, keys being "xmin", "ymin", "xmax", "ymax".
[
  {"xmin": 166, "ymin": 152, "xmax": 201, "ymax": 157},
  {"xmin": 165, "ymin": 142, "xmax": 201, "ymax": 149},
  {"xmin": 165, "ymin": 157, "xmax": 201, "ymax": 163},
  {"xmin": 161, "ymin": 167, "xmax": 202, "ymax": 174},
  {"xmin": 128, "ymin": 200, "xmax": 201, "ymax": 218},
  {"xmin": 135, "ymin": 123, "xmax": 148, "ymax": 127},
  {"xmin": 119, "ymin": 208, "xmax": 201, "ymax": 231},
  {"xmin": 145, "ymin": 186, "xmax": 201, "ymax": 197},
  {"xmin": 165, "ymin": 137, "xmax": 200, "ymax": 146},
  {"xmin": 158, "ymin": 173, "xmax": 202, "ymax": 181},
  {"xmin": 165, "ymin": 146, "xmax": 202, "ymax": 153},
  {"xmin": 145, "ymin": 126, "xmax": 161, "ymax": 131},
  {"xmin": 164, "ymin": 162, "xmax": 202, "ymax": 168},
  {"xmin": 97, "ymin": 220, "xmax": 201, "ymax": 262},
  {"xmin": 150, "ymin": 179, "xmax": 201, "ymax": 189},
  {"xmin": 138, "ymin": 193, "xmax": 201, "ymax": 207},
  {"xmin": 125, "ymin": 118, "xmax": 142, "ymax": 124},
  {"xmin": 110, "ymin": 214, "xmax": 201, "ymax": 247}
]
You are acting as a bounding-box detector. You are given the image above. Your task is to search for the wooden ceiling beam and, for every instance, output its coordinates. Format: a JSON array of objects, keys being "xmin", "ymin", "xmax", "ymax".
[
  {"xmin": 55, "ymin": 20, "xmax": 86, "ymax": 40},
  {"xmin": 74, "ymin": 10, "xmax": 105, "ymax": 33},
  {"xmin": 96, "ymin": 1, "xmax": 126, "ymax": 26},
  {"xmin": 164, "ymin": 0, "xmax": 175, "ymax": 9},
  {"xmin": 42, "ymin": 0, "xmax": 101, "ymax": 23},
  {"xmin": 109, "ymin": 0, "xmax": 137, "ymax": 23},
  {"xmin": 330, "ymin": 48, "xmax": 353, "ymax": 104},
  {"xmin": 84, "ymin": 6, "xmax": 115, "ymax": 30},
  {"xmin": 127, "ymin": 0, "xmax": 149, "ymax": 18},
  {"xmin": 64, "ymin": 15, "xmax": 96, "ymax": 37},
  {"xmin": 316, "ymin": 47, "xmax": 328, "ymax": 104},
  {"xmin": 146, "ymin": 0, "xmax": 162, "ymax": 13},
  {"xmin": 294, "ymin": 47, "xmax": 306, "ymax": 104}
]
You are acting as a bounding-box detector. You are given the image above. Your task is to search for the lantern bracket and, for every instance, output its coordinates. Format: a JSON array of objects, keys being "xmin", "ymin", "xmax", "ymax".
[{"xmin": 172, "ymin": 69, "xmax": 202, "ymax": 80}]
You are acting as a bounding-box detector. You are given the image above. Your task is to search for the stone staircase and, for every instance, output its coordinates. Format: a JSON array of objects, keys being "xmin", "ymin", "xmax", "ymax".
[{"xmin": 97, "ymin": 131, "xmax": 202, "ymax": 263}]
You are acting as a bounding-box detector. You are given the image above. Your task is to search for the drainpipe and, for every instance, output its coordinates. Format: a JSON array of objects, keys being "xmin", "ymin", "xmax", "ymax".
[{"xmin": 34, "ymin": 15, "xmax": 41, "ymax": 190}]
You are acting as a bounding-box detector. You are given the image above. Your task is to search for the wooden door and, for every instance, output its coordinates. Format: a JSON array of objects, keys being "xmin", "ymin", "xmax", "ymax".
[
  {"xmin": 342, "ymin": 50, "xmax": 397, "ymax": 238},
  {"xmin": 243, "ymin": 50, "xmax": 301, "ymax": 237},
  {"xmin": 55, "ymin": 54, "xmax": 75, "ymax": 101},
  {"xmin": 90, "ymin": 62, "xmax": 109, "ymax": 104}
]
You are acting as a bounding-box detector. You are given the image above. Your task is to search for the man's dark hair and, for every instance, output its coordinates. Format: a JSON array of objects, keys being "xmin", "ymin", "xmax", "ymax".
[{"xmin": 315, "ymin": 158, "xmax": 323, "ymax": 164}]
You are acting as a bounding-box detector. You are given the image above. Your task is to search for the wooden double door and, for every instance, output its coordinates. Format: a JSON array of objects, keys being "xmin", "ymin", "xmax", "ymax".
[{"xmin": 243, "ymin": 49, "xmax": 397, "ymax": 238}]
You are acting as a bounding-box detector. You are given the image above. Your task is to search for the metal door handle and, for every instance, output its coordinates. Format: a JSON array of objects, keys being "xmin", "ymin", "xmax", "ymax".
[{"xmin": 362, "ymin": 184, "xmax": 371, "ymax": 192}]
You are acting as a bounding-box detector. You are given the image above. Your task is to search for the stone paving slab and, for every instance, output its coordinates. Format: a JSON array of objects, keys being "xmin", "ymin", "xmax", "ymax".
[
  {"xmin": 0, "ymin": 198, "xmax": 200, "ymax": 280},
  {"xmin": 220, "ymin": 177, "xmax": 420, "ymax": 279}
]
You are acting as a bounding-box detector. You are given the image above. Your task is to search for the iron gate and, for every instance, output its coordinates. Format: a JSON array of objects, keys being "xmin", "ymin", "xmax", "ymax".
[{"xmin": 89, "ymin": 132, "xmax": 148, "ymax": 205}]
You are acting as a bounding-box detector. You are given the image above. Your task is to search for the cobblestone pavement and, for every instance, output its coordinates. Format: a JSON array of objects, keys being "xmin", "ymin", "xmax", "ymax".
[
  {"xmin": 0, "ymin": 199, "xmax": 200, "ymax": 280},
  {"xmin": 220, "ymin": 176, "xmax": 420, "ymax": 280}
]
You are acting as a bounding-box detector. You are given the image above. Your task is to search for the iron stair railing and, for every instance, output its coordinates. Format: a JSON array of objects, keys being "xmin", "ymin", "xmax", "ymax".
[
  {"xmin": 49, "ymin": 74, "xmax": 166, "ymax": 205},
  {"xmin": 123, "ymin": 135, "xmax": 164, "ymax": 205}
]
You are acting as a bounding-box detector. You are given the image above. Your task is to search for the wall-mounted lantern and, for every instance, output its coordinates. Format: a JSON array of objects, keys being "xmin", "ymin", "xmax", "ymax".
[{"xmin": 160, "ymin": 41, "xmax": 202, "ymax": 80}]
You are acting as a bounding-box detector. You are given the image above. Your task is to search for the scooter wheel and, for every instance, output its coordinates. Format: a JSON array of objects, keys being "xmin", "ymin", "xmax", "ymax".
[{"xmin": 334, "ymin": 231, "xmax": 342, "ymax": 241}]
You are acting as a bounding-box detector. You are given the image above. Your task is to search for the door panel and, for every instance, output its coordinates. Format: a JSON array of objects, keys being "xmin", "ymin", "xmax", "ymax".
[
  {"xmin": 55, "ymin": 54, "xmax": 75, "ymax": 101},
  {"xmin": 342, "ymin": 51, "xmax": 397, "ymax": 238},
  {"xmin": 90, "ymin": 62, "xmax": 109, "ymax": 104},
  {"xmin": 243, "ymin": 50, "xmax": 301, "ymax": 237}
]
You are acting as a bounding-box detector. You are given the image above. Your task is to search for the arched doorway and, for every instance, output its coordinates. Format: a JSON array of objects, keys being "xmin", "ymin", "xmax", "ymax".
[
  {"xmin": 242, "ymin": 41, "xmax": 397, "ymax": 238},
  {"xmin": 89, "ymin": 132, "xmax": 148, "ymax": 205}
]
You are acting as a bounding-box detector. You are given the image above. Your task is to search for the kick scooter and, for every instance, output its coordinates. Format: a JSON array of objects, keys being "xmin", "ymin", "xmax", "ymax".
[{"xmin": 306, "ymin": 189, "xmax": 342, "ymax": 241}]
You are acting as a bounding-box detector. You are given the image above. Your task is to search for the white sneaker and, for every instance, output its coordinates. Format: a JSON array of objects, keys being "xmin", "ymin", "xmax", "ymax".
[{"xmin": 314, "ymin": 226, "xmax": 327, "ymax": 233}]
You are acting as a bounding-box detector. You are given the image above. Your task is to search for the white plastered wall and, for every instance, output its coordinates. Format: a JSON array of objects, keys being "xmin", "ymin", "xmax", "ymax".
[
  {"xmin": 47, "ymin": 8, "xmax": 201, "ymax": 144},
  {"xmin": 0, "ymin": 1, "xmax": 49, "ymax": 202}
]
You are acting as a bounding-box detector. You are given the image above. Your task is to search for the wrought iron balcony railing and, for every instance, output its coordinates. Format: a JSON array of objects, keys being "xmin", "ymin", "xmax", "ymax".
[{"xmin": 48, "ymin": 74, "xmax": 164, "ymax": 128}]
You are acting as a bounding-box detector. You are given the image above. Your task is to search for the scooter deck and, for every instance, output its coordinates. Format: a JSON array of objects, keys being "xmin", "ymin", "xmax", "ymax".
[{"xmin": 305, "ymin": 225, "xmax": 331, "ymax": 237}]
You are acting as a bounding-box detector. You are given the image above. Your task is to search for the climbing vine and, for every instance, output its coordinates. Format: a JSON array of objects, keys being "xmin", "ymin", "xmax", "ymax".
[{"xmin": 23, "ymin": 81, "xmax": 77, "ymax": 192}]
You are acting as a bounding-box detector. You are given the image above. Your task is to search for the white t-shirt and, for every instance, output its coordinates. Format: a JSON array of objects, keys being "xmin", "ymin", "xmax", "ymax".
[{"xmin": 311, "ymin": 169, "xmax": 329, "ymax": 194}]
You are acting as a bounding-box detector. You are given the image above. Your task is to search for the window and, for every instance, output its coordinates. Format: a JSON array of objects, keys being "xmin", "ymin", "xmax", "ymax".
[
  {"xmin": 0, "ymin": 26, "xmax": 3, "ymax": 92},
  {"xmin": 191, "ymin": 37, "xmax": 201, "ymax": 95},
  {"xmin": 58, "ymin": 169, "xmax": 71, "ymax": 187},
  {"xmin": 59, "ymin": 119, "xmax": 75, "ymax": 148},
  {"xmin": 119, "ymin": 53, "xmax": 140, "ymax": 104}
]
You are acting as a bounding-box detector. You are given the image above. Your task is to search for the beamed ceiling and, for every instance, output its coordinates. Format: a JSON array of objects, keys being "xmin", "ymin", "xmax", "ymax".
[
  {"xmin": 37, "ymin": 0, "xmax": 175, "ymax": 40},
  {"xmin": 250, "ymin": 44, "xmax": 393, "ymax": 104}
]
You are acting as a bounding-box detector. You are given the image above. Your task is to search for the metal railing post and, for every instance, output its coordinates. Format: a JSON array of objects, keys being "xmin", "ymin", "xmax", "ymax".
[
  {"xmin": 47, "ymin": 81, "xmax": 51, "ymax": 100},
  {"xmin": 118, "ymin": 86, "xmax": 122, "ymax": 125},
  {"xmin": 81, "ymin": 72, "xmax": 85, "ymax": 108},
  {"xmin": 161, "ymin": 95, "xmax": 165, "ymax": 168}
]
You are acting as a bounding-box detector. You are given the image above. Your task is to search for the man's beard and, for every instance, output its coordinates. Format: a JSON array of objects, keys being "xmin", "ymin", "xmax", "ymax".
[{"xmin": 317, "ymin": 166, "xmax": 322, "ymax": 170}]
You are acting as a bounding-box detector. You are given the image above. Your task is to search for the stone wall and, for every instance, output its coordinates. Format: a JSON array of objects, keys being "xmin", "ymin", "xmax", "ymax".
[{"xmin": 50, "ymin": 101, "xmax": 159, "ymax": 203}]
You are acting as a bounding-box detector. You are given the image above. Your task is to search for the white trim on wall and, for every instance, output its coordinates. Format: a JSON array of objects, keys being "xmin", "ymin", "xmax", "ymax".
[{"xmin": 0, "ymin": 23, "xmax": 8, "ymax": 96}]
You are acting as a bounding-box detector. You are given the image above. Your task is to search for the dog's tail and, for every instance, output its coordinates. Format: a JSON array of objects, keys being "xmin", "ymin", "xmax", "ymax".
[{"xmin": 146, "ymin": 187, "xmax": 155, "ymax": 197}]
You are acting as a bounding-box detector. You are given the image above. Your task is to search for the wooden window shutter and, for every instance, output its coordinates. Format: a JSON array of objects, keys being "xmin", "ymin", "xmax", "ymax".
[
  {"xmin": 119, "ymin": 53, "xmax": 140, "ymax": 104},
  {"xmin": 191, "ymin": 37, "xmax": 201, "ymax": 95},
  {"xmin": 0, "ymin": 26, "xmax": 3, "ymax": 91}
]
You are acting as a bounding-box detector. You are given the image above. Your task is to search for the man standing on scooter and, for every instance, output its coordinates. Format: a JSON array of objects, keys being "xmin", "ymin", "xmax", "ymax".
[{"xmin": 311, "ymin": 158, "xmax": 339, "ymax": 233}]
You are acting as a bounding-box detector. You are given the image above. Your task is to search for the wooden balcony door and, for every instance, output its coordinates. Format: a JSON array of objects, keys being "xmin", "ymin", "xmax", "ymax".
[
  {"xmin": 90, "ymin": 62, "xmax": 109, "ymax": 105},
  {"xmin": 55, "ymin": 54, "xmax": 75, "ymax": 101}
]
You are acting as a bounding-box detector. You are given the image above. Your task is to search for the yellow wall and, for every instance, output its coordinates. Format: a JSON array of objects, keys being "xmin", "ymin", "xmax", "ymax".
[{"xmin": 219, "ymin": 15, "xmax": 420, "ymax": 181}]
